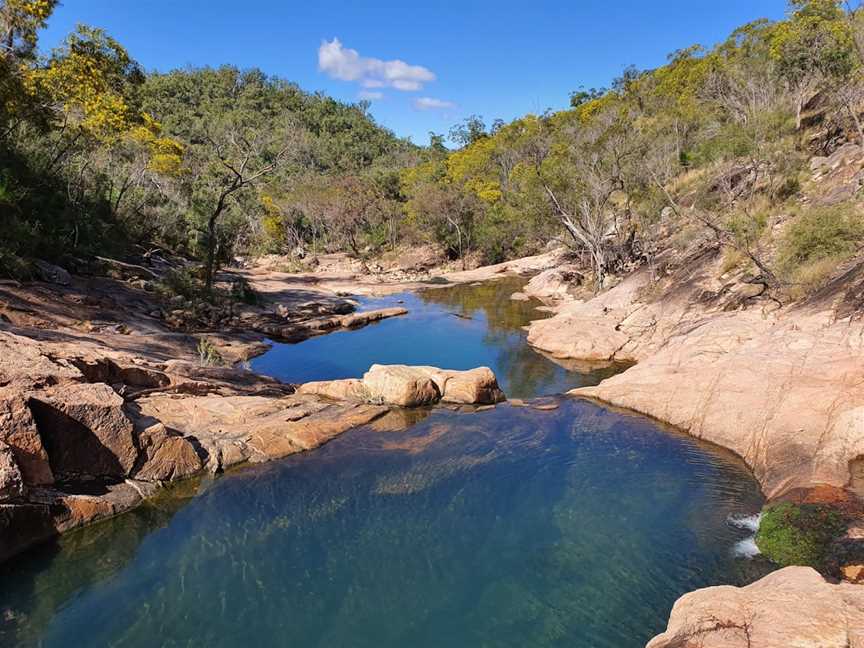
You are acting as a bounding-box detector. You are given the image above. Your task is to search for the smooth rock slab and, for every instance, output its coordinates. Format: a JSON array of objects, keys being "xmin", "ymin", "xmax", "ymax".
[{"xmin": 647, "ymin": 566, "xmax": 864, "ymax": 648}]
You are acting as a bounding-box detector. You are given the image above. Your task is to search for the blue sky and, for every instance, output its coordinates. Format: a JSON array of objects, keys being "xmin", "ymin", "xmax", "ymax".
[{"xmin": 40, "ymin": 1, "xmax": 789, "ymax": 145}]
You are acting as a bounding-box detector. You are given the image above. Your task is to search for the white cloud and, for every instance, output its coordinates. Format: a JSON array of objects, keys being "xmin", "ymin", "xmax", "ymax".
[
  {"xmin": 318, "ymin": 38, "xmax": 435, "ymax": 92},
  {"xmin": 358, "ymin": 90, "xmax": 384, "ymax": 101},
  {"xmin": 413, "ymin": 97, "xmax": 456, "ymax": 111}
]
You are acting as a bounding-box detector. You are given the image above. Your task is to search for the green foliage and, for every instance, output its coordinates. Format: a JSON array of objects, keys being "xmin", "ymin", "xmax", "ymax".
[
  {"xmin": 756, "ymin": 502, "xmax": 848, "ymax": 569},
  {"xmin": 196, "ymin": 337, "xmax": 224, "ymax": 367},
  {"xmin": 779, "ymin": 204, "xmax": 864, "ymax": 270}
]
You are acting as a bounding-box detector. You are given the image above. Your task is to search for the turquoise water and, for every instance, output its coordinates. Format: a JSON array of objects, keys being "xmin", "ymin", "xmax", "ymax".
[{"xmin": 0, "ymin": 279, "xmax": 772, "ymax": 647}]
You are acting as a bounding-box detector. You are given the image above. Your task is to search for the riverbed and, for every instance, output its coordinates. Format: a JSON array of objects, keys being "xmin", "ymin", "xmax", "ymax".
[{"xmin": 0, "ymin": 278, "xmax": 774, "ymax": 647}]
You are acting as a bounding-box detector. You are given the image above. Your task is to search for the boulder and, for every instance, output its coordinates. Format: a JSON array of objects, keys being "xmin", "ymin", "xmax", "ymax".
[
  {"xmin": 33, "ymin": 260, "xmax": 71, "ymax": 286},
  {"xmin": 134, "ymin": 423, "xmax": 202, "ymax": 482},
  {"xmin": 362, "ymin": 365, "xmax": 441, "ymax": 407},
  {"xmin": 416, "ymin": 366, "xmax": 506, "ymax": 405},
  {"xmin": 29, "ymin": 383, "xmax": 139, "ymax": 481},
  {"xmin": 523, "ymin": 264, "xmax": 584, "ymax": 303},
  {"xmin": 0, "ymin": 442, "xmax": 24, "ymax": 500},
  {"xmin": 0, "ymin": 393, "xmax": 54, "ymax": 486},
  {"xmin": 647, "ymin": 567, "xmax": 864, "ymax": 648},
  {"xmin": 298, "ymin": 365, "xmax": 506, "ymax": 408},
  {"xmin": 297, "ymin": 379, "xmax": 368, "ymax": 401}
]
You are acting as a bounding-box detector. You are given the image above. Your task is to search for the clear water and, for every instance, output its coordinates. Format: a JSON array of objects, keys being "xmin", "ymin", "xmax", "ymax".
[
  {"xmin": 250, "ymin": 277, "xmax": 626, "ymax": 399},
  {"xmin": 0, "ymin": 278, "xmax": 773, "ymax": 648}
]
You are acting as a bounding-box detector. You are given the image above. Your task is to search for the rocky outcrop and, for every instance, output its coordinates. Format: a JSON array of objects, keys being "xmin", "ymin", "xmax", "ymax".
[
  {"xmin": 29, "ymin": 383, "xmax": 139, "ymax": 481},
  {"xmin": 298, "ymin": 364, "xmax": 506, "ymax": 408},
  {"xmin": 132, "ymin": 392, "xmax": 387, "ymax": 471},
  {"xmin": 523, "ymin": 263, "xmax": 584, "ymax": 303},
  {"xmin": 0, "ymin": 326, "xmax": 393, "ymax": 561},
  {"xmin": 647, "ymin": 567, "xmax": 864, "ymax": 648},
  {"xmin": 526, "ymin": 252, "xmax": 864, "ymax": 501},
  {"xmin": 246, "ymin": 306, "xmax": 408, "ymax": 343}
]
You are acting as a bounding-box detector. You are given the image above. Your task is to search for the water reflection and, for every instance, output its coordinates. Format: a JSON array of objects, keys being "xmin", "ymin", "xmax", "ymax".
[
  {"xmin": 250, "ymin": 277, "xmax": 618, "ymax": 399},
  {"xmin": 0, "ymin": 400, "xmax": 772, "ymax": 648}
]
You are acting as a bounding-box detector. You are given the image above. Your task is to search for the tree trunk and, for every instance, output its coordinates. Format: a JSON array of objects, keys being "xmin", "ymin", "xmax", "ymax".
[{"xmin": 205, "ymin": 195, "xmax": 228, "ymax": 292}]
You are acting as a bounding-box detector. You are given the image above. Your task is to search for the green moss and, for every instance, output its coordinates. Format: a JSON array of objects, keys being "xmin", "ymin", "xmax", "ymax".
[{"xmin": 755, "ymin": 503, "xmax": 848, "ymax": 569}]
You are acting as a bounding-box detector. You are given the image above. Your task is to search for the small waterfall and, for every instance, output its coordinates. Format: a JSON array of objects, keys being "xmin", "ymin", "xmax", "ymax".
[{"xmin": 728, "ymin": 513, "xmax": 762, "ymax": 558}]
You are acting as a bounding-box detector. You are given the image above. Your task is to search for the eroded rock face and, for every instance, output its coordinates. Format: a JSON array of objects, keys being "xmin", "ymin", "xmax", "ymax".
[
  {"xmin": 0, "ymin": 442, "xmax": 24, "ymax": 501},
  {"xmin": 646, "ymin": 567, "xmax": 864, "ymax": 648},
  {"xmin": 134, "ymin": 423, "xmax": 202, "ymax": 482},
  {"xmin": 29, "ymin": 383, "xmax": 138, "ymax": 481},
  {"xmin": 298, "ymin": 365, "xmax": 506, "ymax": 408},
  {"xmin": 0, "ymin": 394, "xmax": 53, "ymax": 486}
]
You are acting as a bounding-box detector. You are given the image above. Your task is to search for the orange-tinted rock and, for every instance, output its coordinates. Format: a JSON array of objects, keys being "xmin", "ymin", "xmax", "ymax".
[
  {"xmin": 647, "ymin": 567, "xmax": 864, "ymax": 648},
  {"xmin": 363, "ymin": 365, "xmax": 441, "ymax": 407},
  {"xmin": 0, "ymin": 393, "xmax": 53, "ymax": 486},
  {"xmin": 843, "ymin": 564, "xmax": 864, "ymax": 583},
  {"xmin": 297, "ymin": 379, "xmax": 368, "ymax": 401},
  {"xmin": 0, "ymin": 442, "xmax": 24, "ymax": 501},
  {"xmin": 134, "ymin": 423, "xmax": 203, "ymax": 482},
  {"xmin": 29, "ymin": 383, "xmax": 138, "ymax": 481}
]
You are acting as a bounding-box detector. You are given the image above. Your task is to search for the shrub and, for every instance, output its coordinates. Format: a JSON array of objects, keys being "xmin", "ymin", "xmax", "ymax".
[
  {"xmin": 196, "ymin": 337, "xmax": 224, "ymax": 367},
  {"xmin": 755, "ymin": 503, "xmax": 848, "ymax": 569},
  {"xmin": 779, "ymin": 205, "xmax": 864, "ymax": 271}
]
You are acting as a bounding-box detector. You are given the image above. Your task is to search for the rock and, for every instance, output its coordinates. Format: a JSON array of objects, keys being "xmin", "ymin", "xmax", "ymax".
[
  {"xmin": 843, "ymin": 564, "xmax": 864, "ymax": 583},
  {"xmin": 0, "ymin": 394, "xmax": 54, "ymax": 486},
  {"xmin": 523, "ymin": 264, "xmax": 584, "ymax": 303},
  {"xmin": 510, "ymin": 292, "xmax": 530, "ymax": 301},
  {"xmin": 33, "ymin": 260, "xmax": 71, "ymax": 286},
  {"xmin": 338, "ymin": 307, "xmax": 408, "ymax": 328},
  {"xmin": 417, "ymin": 366, "xmax": 506, "ymax": 405},
  {"xmin": 647, "ymin": 567, "xmax": 864, "ymax": 648},
  {"xmin": 298, "ymin": 365, "xmax": 506, "ymax": 408},
  {"xmin": 29, "ymin": 383, "xmax": 139, "ymax": 481},
  {"xmin": 0, "ymin": 501, "xmax": 56, "ymax": 562},
  {"xmin": 297, "ymin": 379, "xmax": 368, "ymax": 401},
  {"xmin": 135, "ymin": 392, "xmax": 387, "ymax": 468},
  {"xmin": 0, "ymin": 443, "xmax": 24, "ymax": 501},
  {"xmin": 134, "ymin": 423, "xmax": 203, "ymax": 482},
  {"xmin": 363, "ymin": 365, "xmax": 441, "ymax": 407}
]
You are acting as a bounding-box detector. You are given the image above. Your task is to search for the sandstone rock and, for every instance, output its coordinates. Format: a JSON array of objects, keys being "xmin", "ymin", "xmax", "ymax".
[
  {"xmin": 134, "ymin": 423, "xmax": 202, "ymax": 482},
  {"xmin": 297, "ymin": 379, "xmax": 368, "ymax": 401},
  {"xmin": 523, "ymin": 264, "xmax": 584, "ymax": 303},
  {"xmin": 416, "ymin": 366, "xmax": 506, "ymax": 405},
  {"xmin": 510, "ymin": 292, "xmax": 530, "ymax": 301},
  {"xmin": 647, "ymin": 567, "xmax": 864, "ymax": 648},
  {"xmin": 298, "ymin": 365, "xmax": 506, "ymax": 408},
  {"xmin": 363, "ymin": 364, "xmax": 441, "ymax": 407},
  {"xmin": 29, "ymin": 383, "xmax": 138, "ymax": 481},
  {"xmin": 0, "ymin": 443, "xmax": 24, "ymax": 500},
  {"xmin": 843, "ymin": 564, "xmax": 864, "ymax": 583},
  {"xmin": 0, "ymin": 394, "xmax": 53, "ymax": 485},
  {"xmin": 33, "ymin": 260, "xmax": 71, "ymax": 286},
  {"xmin": 338, "ymin": 307, "xmax": 408, "ymax": 328}
]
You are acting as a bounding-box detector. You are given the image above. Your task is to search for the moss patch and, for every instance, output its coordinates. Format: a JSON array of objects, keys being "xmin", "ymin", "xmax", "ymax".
[{"xmin": 756, "ymin": 503, "xmax": 848, "ymax": 570}]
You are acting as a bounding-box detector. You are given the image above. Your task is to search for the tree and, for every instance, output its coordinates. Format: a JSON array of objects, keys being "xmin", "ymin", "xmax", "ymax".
[
  {"xmin": 193, "ymin": 118, "xmax": 297, "ymax": 289},
  {"xmin": 449, "ymin": 114, "xmax": 488, "ymax": 148}
]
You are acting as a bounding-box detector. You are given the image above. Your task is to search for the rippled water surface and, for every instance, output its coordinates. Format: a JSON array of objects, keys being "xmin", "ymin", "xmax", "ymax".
[{"xmin": 0, "ymin": 279, "xmax": 772, "ymax": 647}]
